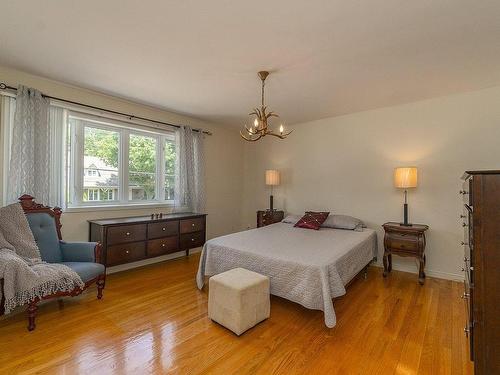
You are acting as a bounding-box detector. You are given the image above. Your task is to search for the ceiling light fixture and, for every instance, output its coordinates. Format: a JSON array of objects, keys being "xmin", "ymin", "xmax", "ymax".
[{"xmin": 240, "ymin": 71, "xmax": 292, "ymax": 142}]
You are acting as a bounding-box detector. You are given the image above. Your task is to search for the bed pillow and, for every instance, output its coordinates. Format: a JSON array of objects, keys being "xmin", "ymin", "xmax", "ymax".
[
  {"xmin": 294, "ymin": 211, "xmax": 330, "ymax": 230},
  {"xmin": 321, "ymin": 214, "xmax": 365, "ymax": 231},
  {"xmin": 282, "ymin": 214, "xmax": 301, "ymax": 224}
]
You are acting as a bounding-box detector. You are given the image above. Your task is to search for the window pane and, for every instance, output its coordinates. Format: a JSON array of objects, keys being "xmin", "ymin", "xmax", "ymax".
[
  {"xmin": 165, "ymin": 139, "xmax": 176, "ymax": 200},
  {"xmin": 129, "ymin": 134, "xmax": 156, "ymax": 200},
  {"xmin": 83, "ymin": 126, "xmax": 119, "ymax": 202}
]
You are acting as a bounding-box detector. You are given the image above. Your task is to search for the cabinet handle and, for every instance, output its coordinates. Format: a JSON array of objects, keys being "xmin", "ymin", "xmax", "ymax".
[
  {"xmin": 461, "ymin": 241, "xmax": 467, "ymax": 246},
  {"xmin": 464, "ymin": 257, "xmax": 468, "ymax": 262},
  {"xmin": 461, "ymin": 267, "xmax": 465, "ymax": 272},
  {"xmin": 462, "ymin": 223, "xmax": 468, "ymax": 227},
  {"xmin": 162, "ymin": 227, "xmax": 166, "ymax": 231},
  {"xmin": 461, "ymin": 293, "xmax": 470, "ymax": 299},
  {"xmin": 126, "ymin": 232, "xmax": 131, "ymax": 236},
  {"xmin": 464, "ymin": 327, "xmax": 469, "ymax": 336},
  {"xmin": 460, "ymin": 214, "xmax": 466, "ymax": 219},
  {"xmin": 459, "ymin": 190, "xmax": 469, "ymax": 195},
  {"xmin": 125, "ymin": 250, "xmax": 130, "ymax": 254}
]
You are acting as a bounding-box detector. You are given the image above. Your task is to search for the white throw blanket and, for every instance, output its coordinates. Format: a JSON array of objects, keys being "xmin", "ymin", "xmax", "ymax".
[{"xmin": 0, "ymin": 203, "xmax": 84, "ymax": 314}]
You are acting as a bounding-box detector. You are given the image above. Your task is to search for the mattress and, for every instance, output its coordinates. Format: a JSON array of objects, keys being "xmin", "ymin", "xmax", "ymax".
[{"xmin": 196, "ymin": 222, "xmax": 377, "ymax": 327}]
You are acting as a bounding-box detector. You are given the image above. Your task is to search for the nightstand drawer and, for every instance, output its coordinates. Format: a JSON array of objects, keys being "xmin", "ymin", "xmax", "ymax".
[{"xmin": 387, "ymin": 238, "xmax": 418, "ymax": 252}]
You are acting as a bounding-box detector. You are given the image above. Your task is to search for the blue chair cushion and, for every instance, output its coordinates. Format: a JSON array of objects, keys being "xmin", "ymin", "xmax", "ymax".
[
  {"xmin": 26, "ymin": 212, "xmax": 62, "ymax": 263},
  {"xmin": 61, "ymin": 262, "xmax": 105, "ymax": 283}
]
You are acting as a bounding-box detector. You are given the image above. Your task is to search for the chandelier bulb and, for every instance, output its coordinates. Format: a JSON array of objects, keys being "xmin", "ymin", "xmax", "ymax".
[
  {"xmin": 254, "ymin": 119, "xmax": 259, "ymax": 127},
  {"xmin": 279, "ymin": 124, "xmax": 284, "ymax": 134}
]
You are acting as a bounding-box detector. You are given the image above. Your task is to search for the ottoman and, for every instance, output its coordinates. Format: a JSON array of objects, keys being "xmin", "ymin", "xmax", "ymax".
[{"xmin": 208, "ymin": 268, "xmax": 270, "ymax": 335}]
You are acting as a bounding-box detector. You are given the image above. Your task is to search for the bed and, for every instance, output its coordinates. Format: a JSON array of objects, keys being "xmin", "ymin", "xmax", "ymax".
[{"xmin": 196, "ymin": 221, "xmax": 378, "ymax": 328}]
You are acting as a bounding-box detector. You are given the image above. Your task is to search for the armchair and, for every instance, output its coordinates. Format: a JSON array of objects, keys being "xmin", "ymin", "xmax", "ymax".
[{"xmin": 0, "ymin": 195, "xmax": 106, "ymax": 331}]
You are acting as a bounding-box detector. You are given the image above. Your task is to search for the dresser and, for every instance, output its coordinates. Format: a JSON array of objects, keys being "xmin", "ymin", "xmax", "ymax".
[
  {"xmin": 89, "ymin": 213, "xmax": 206, "ymax": 267},
  {"xmin": 382, "ymin": 222, "xmax": 429, "ymax": 284},
  {"xmin": 257, "ymin": 210, "xmax": 284, "ymax": 228},
  {"xmin": 461, "ymin": 170, "xmax": 500, "ymax": 374}
]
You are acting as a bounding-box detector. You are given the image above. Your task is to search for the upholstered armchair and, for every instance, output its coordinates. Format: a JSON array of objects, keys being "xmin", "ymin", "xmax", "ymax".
[{"xmin": 2, "ymin": 195, "xmax": 106, "ymax": 331}]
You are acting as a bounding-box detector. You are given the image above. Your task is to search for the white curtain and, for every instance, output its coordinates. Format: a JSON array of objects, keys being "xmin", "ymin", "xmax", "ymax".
[
  {"xmin": 7, "ymin": 85, "xmax": 52, "ymax": 205},
  {"xmin": 174, "ymin": 126, "xmax": 205, "ymax": 212}
]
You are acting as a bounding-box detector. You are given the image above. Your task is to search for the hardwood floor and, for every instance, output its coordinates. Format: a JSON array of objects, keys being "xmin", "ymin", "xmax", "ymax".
[{"xmin": 0, "ymin": 253, "xmax": 473, "ymax": 375}]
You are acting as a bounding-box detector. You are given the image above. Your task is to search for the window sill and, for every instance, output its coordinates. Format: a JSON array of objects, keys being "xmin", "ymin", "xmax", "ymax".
[{"xmin": 65, "ymin": 202, "xmax": 175, "ymax": 213}]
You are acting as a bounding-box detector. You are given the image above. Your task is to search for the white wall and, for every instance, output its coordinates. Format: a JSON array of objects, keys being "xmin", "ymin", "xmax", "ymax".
[
  {"xmin": 241, "ymin": 86, "xmax": 500, "ymax": 280},
  {"xmin": 0, "ymin": 65, "xmax": 244, "ymax": 242}
]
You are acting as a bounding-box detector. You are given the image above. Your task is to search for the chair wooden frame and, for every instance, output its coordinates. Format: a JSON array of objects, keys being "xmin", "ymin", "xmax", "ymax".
[{"xmin": 0, "ymin": 195, "xmax": 106, "ymax": 331}]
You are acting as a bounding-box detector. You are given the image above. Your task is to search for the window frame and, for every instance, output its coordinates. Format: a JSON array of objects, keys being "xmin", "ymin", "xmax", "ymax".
[{"xmin": 67, "ymin": 111, "xmax": 176, "ymax": 209}]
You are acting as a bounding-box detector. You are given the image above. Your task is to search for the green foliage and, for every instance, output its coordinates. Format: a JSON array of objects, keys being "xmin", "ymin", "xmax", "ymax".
[{"xmin": 83, "ymin": 126, "xmax": 176, "ymax": 200}]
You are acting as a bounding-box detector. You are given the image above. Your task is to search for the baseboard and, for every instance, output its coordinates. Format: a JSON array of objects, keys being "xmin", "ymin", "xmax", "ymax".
[
  {"xmin": 371, "ymin": 261, "xmax": 464, "ymax": 282},
  {"xmin": 107, "ymin": 247, "xmax": 202, "ymax": 274}
]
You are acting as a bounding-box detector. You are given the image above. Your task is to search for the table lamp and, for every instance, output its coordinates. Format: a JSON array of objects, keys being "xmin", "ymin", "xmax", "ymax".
[
  {"xmin": 265, "ymin": 170, "xmax": 280, "ymax": 211},
  {"xmin": 394, "ymin": 167, "xmax": 418, "ymax": 226}
]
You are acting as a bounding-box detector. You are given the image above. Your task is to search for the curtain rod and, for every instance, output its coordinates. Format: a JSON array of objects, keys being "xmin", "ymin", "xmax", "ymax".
[{"xmin": 0, "ymin": 82, "xmax": 212, "ymax": 136}]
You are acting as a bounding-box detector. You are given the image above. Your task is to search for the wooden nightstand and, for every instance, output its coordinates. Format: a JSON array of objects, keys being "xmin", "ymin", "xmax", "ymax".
[
  {"xmin": 257, "ymin": 210, "xmax": 284, "ymax": 228},
  {"xmin": 382, "ymin": 222, "xmax": 429, "ymax": 285}
]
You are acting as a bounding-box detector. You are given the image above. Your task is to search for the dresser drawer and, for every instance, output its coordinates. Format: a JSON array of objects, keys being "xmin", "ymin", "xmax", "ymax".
[
  {"xmin": 148, "ymin": 221, "xmax": 178, "ymax": 239},
  {"xmin": 180, "ymin": 218, "xmax": 205, "ymax": 234},
  {"xmin": 107, "ymin": 242, "xmax": 146, "ymax": 266},
  {"xmin": 180, "ymin": 231, "xmax": 205, "ymax": 248},
  {"xmin": 107, "ymin": 224, "xmax": 147, "ymax": 245},
  {"xmin": 147, "ymin": 236, "xmax": 179, "ymax": 257}
]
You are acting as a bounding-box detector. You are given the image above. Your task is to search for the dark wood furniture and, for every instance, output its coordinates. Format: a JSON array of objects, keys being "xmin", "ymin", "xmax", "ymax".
[
  {"xmin": 89, "ymin": 213, "xmax": 207, "ymax": 267},
  {"xmin": 461, "ymin": 170, "xmax": 500, "ymax": 374},
  {"xmin": 0, "ymin": 195, "xmax": 105, "ymax": 331},
  {"xmin": 257, "ymin": 210, "xmax": 284, "ymax": 228},
  {"xmin": 382, "ymin": 222, "xmax": 429, "ymax": 284}
]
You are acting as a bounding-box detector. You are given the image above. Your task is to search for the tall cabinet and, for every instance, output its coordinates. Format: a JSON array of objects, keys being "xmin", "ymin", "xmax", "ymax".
[{"xmin": 461, "ymin": 171, "xmax": 500, "ymax": 374}]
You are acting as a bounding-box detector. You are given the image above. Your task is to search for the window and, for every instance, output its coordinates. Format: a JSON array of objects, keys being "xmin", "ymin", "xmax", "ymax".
[{"xmin": 67, "ymin": 113, "xmax": 176, "ymax": 207}]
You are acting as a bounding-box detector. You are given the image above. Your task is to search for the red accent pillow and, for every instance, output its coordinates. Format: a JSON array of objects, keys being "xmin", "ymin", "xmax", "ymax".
[{"xmin": 294, "ymin": 211, "xmax": 330, "ymax": 230}]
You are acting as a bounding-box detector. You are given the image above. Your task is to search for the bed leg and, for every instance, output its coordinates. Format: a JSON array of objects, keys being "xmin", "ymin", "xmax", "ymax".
[{"xmin": 363, "ymin": 265, "xmax": 368, "ymax": 280}]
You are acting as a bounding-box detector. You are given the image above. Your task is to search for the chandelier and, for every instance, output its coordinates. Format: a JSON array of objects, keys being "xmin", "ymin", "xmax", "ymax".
[{"xmin": 240, "ymin": 71, "xmax": 292, "ymax": 142}]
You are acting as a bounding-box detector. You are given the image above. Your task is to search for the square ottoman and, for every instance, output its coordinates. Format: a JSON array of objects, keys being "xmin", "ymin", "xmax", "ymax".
[{"xmin": 208, "ymin": 267, "xmax": 270, "ymax": 335}]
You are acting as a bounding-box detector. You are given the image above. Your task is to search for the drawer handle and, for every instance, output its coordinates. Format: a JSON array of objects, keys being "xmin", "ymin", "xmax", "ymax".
[
  {"xmin": 162, "ymin": 244, "xmax": 166, "ymax": 247},
  {"xmin": 162, "ymin": 227, "xmax": 166, "ymax": 231},
  {"xmin": 461, "ymin": 293, "xmax": 470, "ymax": 299},
  {"xmin": 464, "ymin": 257, "xmax": 468, "ymax": 262},
  {"xmin": 462, "ymin": 223, "xmax": 468, "ymax": 227},
  {"xmin": 461, "ymin": 267, "xmax": 465, "ymax": 272},
  {"xmin": 464, "ymin": 326, "xmax": 469, "ymax": 336},
  {"xmin": 191, "ymin": 238, "xmax": 195, "ymax": 242},
  {"xmin": 470, "ymin": 266, "xmax": 474, "ymax": 271},
  {"xmin": 126, "ymin": 232, "xmax": 131, "ymax": 236},
  {"xmin": 459, "ymin": 190, "xmax": 469, "ymax": 195},
  {"xmin": 460, "ymin": 214, "xmax": 466, "ymax": 219},
  {"xmin": 461, "ymin": 241, "xmax": 467, "ymax": 246},
  {"xmin": 125, "ymin": 250, "xmax": 130, "ymax": 254},
  {"xmin": 192, "ymin": 223, "xmax": 195, "ymax": 227}
]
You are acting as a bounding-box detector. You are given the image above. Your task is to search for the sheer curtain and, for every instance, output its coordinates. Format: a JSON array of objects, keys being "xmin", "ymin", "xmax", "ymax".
[
  {"xmin": 174, "ymin": 126, "xmax": 205, "ymax": 212},
  {"xmin": 6, "ymin": 85, "xmax": 59, "ymax": 206}
]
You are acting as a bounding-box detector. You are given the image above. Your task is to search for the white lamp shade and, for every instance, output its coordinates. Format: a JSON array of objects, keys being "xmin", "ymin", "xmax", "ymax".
[
  {"xmin": 265, "ymin": 170, "xmax": 280, "ymax": 186},
  {"xmin": 394, "ymin": 167, "xmax": 418, "ymax": 188}
]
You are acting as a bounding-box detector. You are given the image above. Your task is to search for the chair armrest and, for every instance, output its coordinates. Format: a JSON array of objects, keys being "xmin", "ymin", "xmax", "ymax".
[{"xmin": 60, "ymin": 241, "xmax": 99, "ymax": 263}]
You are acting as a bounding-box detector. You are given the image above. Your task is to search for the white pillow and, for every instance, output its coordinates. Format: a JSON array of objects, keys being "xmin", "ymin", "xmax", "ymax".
[
  {"xmin": 321, "ymin": 214, "xmax": 365, "ymax": 231},
  {"xmin": 281, "ymin": 214, "xmax": 301, "ymax": 224}
]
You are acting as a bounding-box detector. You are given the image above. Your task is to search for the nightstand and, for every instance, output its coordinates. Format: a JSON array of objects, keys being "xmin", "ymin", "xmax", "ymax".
[
  {"xmin": 382, "ymin": 222, "xmax": 429, "ymax": 285},
  {"xmin": 257, "ymin": 210, "xmax": 284, "ymax": 228}
]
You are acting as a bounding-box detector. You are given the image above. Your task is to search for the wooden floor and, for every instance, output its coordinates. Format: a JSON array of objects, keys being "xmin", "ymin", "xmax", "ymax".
[{"xmin": 0, "ymin": 253, "xmax": 473, "ymax": 375}]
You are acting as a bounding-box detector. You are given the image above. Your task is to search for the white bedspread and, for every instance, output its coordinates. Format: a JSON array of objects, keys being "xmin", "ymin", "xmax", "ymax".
[{"xmin": 196, "ymin": 222, "xmax": 377, "ymax": 327}]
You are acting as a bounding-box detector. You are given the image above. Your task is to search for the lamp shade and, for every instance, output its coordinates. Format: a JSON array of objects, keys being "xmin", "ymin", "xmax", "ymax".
[
  {"xmin": 265, "ymin": 170, "xmax": 280, "ymax": 186},
  {"xmin": 394, "ymin": 167, "xmax": 418, "ymax": 188}
]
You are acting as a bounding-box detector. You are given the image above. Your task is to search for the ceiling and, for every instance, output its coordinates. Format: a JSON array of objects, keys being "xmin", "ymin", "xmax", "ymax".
[{"xmin": 1, "ymin": 1, "xmax": 499, "ymax": 127}]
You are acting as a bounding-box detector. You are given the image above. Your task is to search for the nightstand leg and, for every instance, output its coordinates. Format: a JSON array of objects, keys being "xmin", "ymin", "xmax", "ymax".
[
  {"xmin": 419, "ymin": 256, "xmax": 426, "ymax": 285},
  {"xmin": 383, "ymin": 252, "xmax": 389, "ymax": 277},
  {"xmin": 388, "ymin": 254, "xmax": 392, "ymax": 272}
]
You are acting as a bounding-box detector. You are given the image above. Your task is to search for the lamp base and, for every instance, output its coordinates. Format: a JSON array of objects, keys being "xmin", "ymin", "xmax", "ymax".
[
  {"xmin": 400, "ymin": 203, "xmax": 412, "ymax": 226},
  {"xmin": 269, "ymin": 195, "xmax": 274, "ymax": 211}
]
